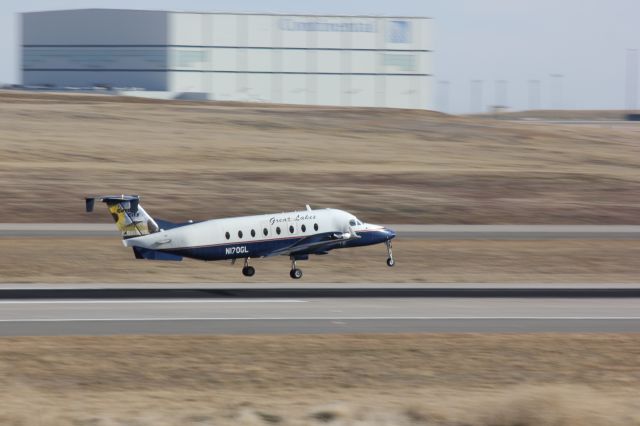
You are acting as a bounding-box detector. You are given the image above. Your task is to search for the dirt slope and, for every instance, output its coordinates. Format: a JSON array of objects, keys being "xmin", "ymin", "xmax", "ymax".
[
  {"xmin": 1, "ymin": 92, "xmax": 639, "ymax": 223},
  {"xmin": 0, "ymin": 334, "xmax": 639, "ymax": 425}
]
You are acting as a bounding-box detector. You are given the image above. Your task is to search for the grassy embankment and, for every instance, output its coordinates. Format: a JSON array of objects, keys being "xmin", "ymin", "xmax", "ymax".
[
  {"xmin": 1, "ymin": 334, "xmax": 640, "ymax": 425},
  {"xmin": 1, "ymin": 91, "xmax": 639, "ymax": 224}
]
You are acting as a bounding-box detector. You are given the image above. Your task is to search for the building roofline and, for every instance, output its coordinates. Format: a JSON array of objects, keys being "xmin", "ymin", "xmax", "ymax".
[{"xmin": 20, "ymin": 8, "xmax": 431, "ymax": 19}]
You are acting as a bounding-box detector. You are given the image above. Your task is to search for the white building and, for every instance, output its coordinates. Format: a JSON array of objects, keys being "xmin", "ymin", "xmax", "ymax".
[{"xmin": 22, "ymin": 9, "xmax": 433, "ymax": 109}]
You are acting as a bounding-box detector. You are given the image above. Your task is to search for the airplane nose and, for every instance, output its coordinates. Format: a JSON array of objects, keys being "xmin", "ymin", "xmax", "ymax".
[{"xmin": 384, "ymin": 227, "xmax": 396, "ymax": 240}]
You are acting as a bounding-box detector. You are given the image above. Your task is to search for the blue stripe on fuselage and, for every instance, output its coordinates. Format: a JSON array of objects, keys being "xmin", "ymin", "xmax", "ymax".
[{"xmin": 156, "ymin": 229, "xmax": 392, "ymax": 261}]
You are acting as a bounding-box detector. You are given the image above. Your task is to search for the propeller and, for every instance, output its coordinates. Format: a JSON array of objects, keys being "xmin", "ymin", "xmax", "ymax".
[
  {"xmin": 332, "ymin": 222, "xmax": 361, "ymax": 240},
  {"xmin": 348, "ymin": 224, "xmax": 361, "ymax": 239}
]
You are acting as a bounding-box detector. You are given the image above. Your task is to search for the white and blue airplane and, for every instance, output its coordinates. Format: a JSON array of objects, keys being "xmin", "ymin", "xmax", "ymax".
[{"xmin": 85, "ymin": 195, "xmax": 396, "ymax": 279}]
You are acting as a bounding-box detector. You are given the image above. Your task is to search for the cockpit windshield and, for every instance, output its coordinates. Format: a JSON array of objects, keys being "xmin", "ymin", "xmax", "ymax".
[{"xmin": 349, "ymin": 219, "xmax": 364, "ymax": 226}]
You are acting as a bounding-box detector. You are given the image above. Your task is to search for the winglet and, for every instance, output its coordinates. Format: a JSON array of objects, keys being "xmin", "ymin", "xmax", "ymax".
[{"xmin": 306, "ymin": 204, "xmax": 312, "ymax": 211}]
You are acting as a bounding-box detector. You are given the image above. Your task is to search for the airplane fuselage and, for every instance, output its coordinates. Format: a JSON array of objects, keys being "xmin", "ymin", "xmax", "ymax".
[
  {"xmin": 123, "ymin": 208, "xmax": 395, "ymax": 262},
  {"xmin": 85, "ymin": 195, "xmax": 396, "ymax": 279}
]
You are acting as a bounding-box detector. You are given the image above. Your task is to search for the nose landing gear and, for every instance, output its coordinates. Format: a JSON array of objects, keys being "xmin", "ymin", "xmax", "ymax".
[
  {"xmin": 385, "ymin": 240, "xmax": 395, "ymax": 267},
  {"xmin": 289, "ymin": 257, "xmax": 303, "ymax": 279},
  {"xmin": 241, "ymin": 258, "xmax": 255, "ymax": 277}
]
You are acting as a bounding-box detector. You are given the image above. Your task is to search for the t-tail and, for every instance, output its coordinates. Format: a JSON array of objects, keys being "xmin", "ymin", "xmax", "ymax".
[{"xmin": 85, "ymin": 195, "xmax": 159, "ymax": 238}]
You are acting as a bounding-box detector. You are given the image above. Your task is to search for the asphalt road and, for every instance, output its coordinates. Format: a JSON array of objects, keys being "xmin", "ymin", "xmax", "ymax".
[
  {"xmin": 1, "ymin": 283, "xmax": 639, "ymax": 335},
  {"xmin": 2, "ymin": 224, "xmax": 640, "ymax": 239}
]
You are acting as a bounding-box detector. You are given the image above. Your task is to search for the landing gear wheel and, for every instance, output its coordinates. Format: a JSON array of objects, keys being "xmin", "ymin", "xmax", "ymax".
[
  {"xmin": 289, "ymin": 257, "xmax": 303, "ymax": 280},
  {"xmin": 242, "ymin": 266, "xmax": 255, "ymax": 277},
  {"xmin": 385, "ymin": 240, "xmax": 395, "ymax": 267}
]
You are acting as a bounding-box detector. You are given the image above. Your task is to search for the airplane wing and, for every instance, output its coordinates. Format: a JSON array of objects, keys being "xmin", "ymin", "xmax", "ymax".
[{"xmin": 266, "ymin": 231, "xmax": 359, "ymax": 257}]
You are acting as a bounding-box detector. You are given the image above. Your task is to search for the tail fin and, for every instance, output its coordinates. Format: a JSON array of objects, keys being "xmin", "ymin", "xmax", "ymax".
[{"xmin": 85, "ymin": 195, "xmax": 159, "ymax": 238}]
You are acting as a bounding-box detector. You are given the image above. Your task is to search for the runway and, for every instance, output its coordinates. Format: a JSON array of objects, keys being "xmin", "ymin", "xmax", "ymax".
[
  {"xmin": 1, "ymin": 283, "xmax": 639, "ymax": 335},
  {"xmin": 2, "ymin": 224, "xmax": 640, "ymax": 239}
]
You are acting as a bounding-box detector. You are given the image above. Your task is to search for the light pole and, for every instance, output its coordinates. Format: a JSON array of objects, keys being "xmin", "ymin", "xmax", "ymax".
[
  {"xmin": 550, "ymin": 74, "xmax": 564, "ymax": 109},
  {"xmin": 438, "ymin": 80, "xmax": 451, "ymax": 113},
  {"xmin": 626, "ymin": 49, "xmax": 638, "ymax": 111},
  {"xmin": 495, "ymin": 80, "xmax": 508, "ymax": 109},
  {"xmin": 470, "ymin": 80, "xmax": 484, "ymax": 113},
  {"xmin": 528, "ymin": 79, "xmax": 541, "ymax": 110}
]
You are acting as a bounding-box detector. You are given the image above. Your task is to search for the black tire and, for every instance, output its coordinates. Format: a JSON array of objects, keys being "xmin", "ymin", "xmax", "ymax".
[
  {"xmin": 290, "ymin": 268, "xmax": 303, "ymax": 279},
  {"xmin": 386, "ymin": 258, "xmax": 395, "ymax": 267},
  {"xmin": 242, "ymin": 266, "xmax": 255, "ymax": 277}
]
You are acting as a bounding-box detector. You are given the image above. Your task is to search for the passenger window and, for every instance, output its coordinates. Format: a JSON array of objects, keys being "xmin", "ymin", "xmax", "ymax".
[
  {"xmin": 225, "ymin": 231, "xmax": 230, "ymax": 240},
  {"xmin": 251, "ymin": 229, "xmax": 256, "ymax": 238},
  {"xmin": 276, "ymin": 227, "xmax": 281, "ymax": 235},
  {"xmin": 301, "ymin": 224, "xmax": 306, "ymax": 232},
  {"xmin": 263, "ymin": 228, "xmax": 268, "ymax": 236},
  {"xmin": 314, "ymin": 223, "xmax": 319, "ymax": 231},
  {"xmin": 238, "ymin": 230, "xmax": 243, "ymax": 239},
  {"xmin": 289, "ymin": 225, "xmax": 294, "ymax": 234}
]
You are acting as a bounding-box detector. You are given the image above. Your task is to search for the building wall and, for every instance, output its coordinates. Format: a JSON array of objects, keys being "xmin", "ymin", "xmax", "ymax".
[
  {"xmin": 21, "ymin": 10, "xmax": 433, "ymax": 108},
  {"xmin": 22, "ymin": 9, "xmax": 169, "ymax": 89},
  {"xmin": 167, "ymin": 13, "xmax": 432, "ymax": 108}
]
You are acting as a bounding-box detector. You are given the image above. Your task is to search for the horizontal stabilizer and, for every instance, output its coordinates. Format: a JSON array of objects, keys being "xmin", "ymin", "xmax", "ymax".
[
  {"xmin": 133, "ymin": 247, "xmax": 182, "ymax": 261},
  {"xmin": 85, "ymin": 195, "xmax": 139, "ymax": 213},
  {"xmin": 85, "ymin": 194, "xmax": 157, "ymax": 238}
]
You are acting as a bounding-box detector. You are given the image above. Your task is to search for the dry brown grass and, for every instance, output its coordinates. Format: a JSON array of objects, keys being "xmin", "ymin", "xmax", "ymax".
[
  {"xmin": 0, "ymin": 237, "xmax": 638, "ymax": 283},
  {"xmin": 1, "ymin": 92, "xmax": 640, "ymax": 224},
  {"xmin": 0, "ymin": 334, "xmax": 639, "ymax": 425}
]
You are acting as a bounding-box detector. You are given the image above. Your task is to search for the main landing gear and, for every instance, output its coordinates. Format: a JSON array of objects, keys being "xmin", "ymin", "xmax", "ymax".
[
  {"xmin": 289, "ymin": 257, "xmax": 303, "ymax": 279},
  {"xmin": 385, "ymin": 240, "xmax": 395, "ymax": 267},
  {"xmin": 241, "ymin": 258, "xmax": 255, "ymax": 277}
]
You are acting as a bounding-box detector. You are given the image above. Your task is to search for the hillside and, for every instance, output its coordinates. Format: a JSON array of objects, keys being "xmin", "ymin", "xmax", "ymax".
[{"xmin": 1, "ymin": 91, "xmax": 639, "ymax": 223}]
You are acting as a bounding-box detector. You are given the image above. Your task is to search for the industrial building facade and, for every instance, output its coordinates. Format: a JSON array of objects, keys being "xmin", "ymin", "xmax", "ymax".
[{"xmin": 22, "ymin": 9, "xmax": 433, "ymax": 109}]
